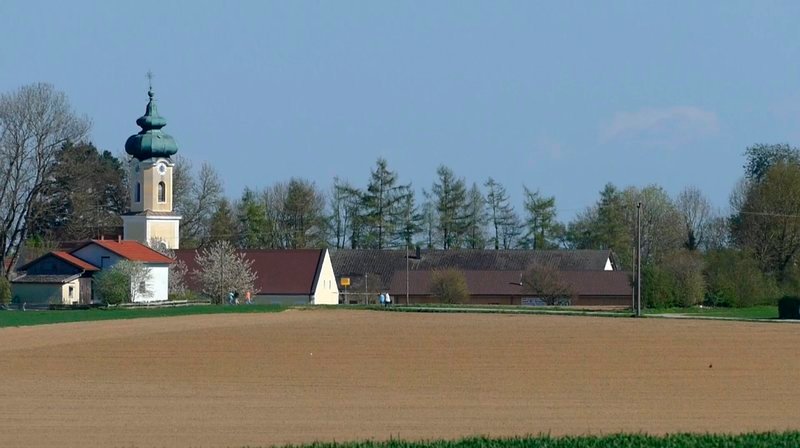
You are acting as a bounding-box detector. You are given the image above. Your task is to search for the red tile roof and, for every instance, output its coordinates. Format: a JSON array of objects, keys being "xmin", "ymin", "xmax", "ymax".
[
  {"xmin": 51, "ymin": 251, "xmax": 99, "ymax": 271},
  {"xmin": 75, "ymin": 240, "xmax": 174, "ymax": 264},
  {"xmin": 174, "ymin": 249, "xmax": 325, "ymax": 295}
]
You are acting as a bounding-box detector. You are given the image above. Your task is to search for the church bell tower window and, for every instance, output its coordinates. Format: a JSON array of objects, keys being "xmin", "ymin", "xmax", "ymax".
[
  {"xmin": 158, "ymin": 181, "xmax": 166, "ymax": 203},
  {"xmin": 136, "ymin": 182, "xmax": 141, "ymax": 203}
]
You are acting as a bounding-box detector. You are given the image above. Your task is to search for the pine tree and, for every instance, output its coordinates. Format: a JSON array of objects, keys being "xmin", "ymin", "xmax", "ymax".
[
  {"xmin": 522, "ymin": 187, "xmax": 557, "ymax": 250},
  {"xmin": 432, "ymin": 165, "xmax": 467, "ymax": 249},
  {"xmin": 463, "ymin": 183, "xmax": 487, "ymax": 249},
  {"xmin": 362, "ymin": 158, "xmax": 409, "ymax": 249}
]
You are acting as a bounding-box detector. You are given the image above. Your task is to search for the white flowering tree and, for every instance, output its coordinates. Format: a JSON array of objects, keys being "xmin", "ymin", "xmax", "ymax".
[{"xmin": 193, "ymin": 240, "xmax": 256, "ymax": 304}]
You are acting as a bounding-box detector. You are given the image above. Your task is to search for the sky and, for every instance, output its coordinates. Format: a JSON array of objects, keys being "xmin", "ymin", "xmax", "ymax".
[{"xmin": 3, "ymin": 1, "xmax": 800, "ymax": 220}]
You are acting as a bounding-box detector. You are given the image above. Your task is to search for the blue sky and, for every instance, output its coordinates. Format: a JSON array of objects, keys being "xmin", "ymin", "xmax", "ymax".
[{"xmin": 3, "ymin": 1, "xmax": 800, "ymax": 220}]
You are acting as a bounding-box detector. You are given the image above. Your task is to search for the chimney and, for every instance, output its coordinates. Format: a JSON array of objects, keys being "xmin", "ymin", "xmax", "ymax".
[
  {"xmin": 117, "ymin": 235, "xmax": 122, "ymax": 242},
  {"xmin": 415, "ymin": 246, "xmax": 421, "ymax": 259}
]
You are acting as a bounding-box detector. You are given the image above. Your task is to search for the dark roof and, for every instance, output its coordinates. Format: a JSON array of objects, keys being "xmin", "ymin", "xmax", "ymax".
[
  {"xmin": 388, "ymin": 270, "xmax": 632, "ymax": 297},
  {"xmin": 73, "ymin": 240, "xmax": 174, "ymax": 264},
  {"xmin": 331, "ymin": 249, "xmax": 615, "ymax": 290},
  {"xmin": 174, "ymin": 249, "xmax": 325, "ymax": 295},
  {"xmin": 12, "ymin": 273, "xmax": 81, "ymax": 284}
]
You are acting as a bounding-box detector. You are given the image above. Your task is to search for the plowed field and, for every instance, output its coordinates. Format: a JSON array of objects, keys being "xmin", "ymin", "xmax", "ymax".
[{"xmin": 0, "ymin": 309, "xmax": 798, "ymax": 447}]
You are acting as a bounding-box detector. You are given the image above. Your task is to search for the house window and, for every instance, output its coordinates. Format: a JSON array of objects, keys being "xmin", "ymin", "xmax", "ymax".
[
  {"xmin": 68, "ymin": 286, "xmax": 74, "ymax": 298},
  {"xmin": 157, "ymin": 181, "xmax": 166, "ymax": 203},
  {"xmin": 138, "ymin": 281, "xmax": 147, "ymax": 294},
  {"xmin": 135, "ymin": 182, "xmax": 141, "ymax": 203}
]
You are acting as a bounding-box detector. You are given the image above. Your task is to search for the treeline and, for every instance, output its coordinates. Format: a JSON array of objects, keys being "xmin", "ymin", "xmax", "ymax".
[{"xmin": 4, "ymin": 84, "xmax": 800, "ymax": 308}]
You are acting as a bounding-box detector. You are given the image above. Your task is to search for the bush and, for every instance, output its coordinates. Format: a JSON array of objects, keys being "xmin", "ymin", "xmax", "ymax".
[
  {"xmin": 704, "ymin": 249, "xmax": 779, "ymax": 307},
  {"xmin": 0, "ymin": 276, "xmax": 10, "ymax": 305},
  {"xmin": 93, "ymin": 269, "xmax": 130, "ymax": 304},
  {"xmin": 430, "ymin": 269, "xmax": 469, "ymax": 304},
  {"xmin": 778, "ymin": 296, "xmax": 800, "ymax": 319}
]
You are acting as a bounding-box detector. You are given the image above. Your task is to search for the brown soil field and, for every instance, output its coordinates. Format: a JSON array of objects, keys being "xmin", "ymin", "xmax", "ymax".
[{"xmin": 0, "ymin": 309, "xmax": 799, "ymax": 447}]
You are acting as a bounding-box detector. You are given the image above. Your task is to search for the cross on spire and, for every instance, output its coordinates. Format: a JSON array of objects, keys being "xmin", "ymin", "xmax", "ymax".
[{"xmin": 146, "ymin": 70, "xmax": 154, "ymax": 91}]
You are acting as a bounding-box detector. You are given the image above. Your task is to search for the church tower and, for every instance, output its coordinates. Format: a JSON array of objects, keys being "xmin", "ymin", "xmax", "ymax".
[{"xmin": 121, "ymin": 85, "xmax": 182, "ymax": 248}]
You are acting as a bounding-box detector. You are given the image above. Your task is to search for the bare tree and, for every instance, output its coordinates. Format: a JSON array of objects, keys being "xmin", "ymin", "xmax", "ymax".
[
  {"xmin": 676, "ymin": 186, "xmax": 712, "ymax": 251},
  {"xmin": 521, "ymin": 263, "xmax": 574, "ymax": 306},
  {"xmin": 0, "ymin": 83, "xmax": 90, "ymax": 276},
  {"xmin": 193, "ymin": 240, "xmax": 257, "ymax": 304},
  {"xmin": 173, "ymin": 158, "xmax": 223, "ymax": 247}
]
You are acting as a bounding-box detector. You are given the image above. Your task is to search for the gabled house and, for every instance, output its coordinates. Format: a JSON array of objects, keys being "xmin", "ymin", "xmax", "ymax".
[
  {"xmin": 12, "ymin": 251, "xmax": 99, "ymax": 305},
  {"xmin": 175, "ymin": 248, "xmax": 339, "ymax": 305},
  {"xmin": 12, "ymin": 239, "xmax": 173, "ymax": 305}
]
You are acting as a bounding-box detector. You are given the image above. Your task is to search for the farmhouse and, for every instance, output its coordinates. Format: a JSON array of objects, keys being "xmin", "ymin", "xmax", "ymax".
[
  {"xmin": 12, "ymin": 239, "xmax": 173, "ymax": 305},
  {"xmin": 331, "ymin": 249, "xmax": 631, "ymax": 306},
  {"xmin": 175, "ymin": 249, "xmax": 339, "ymax": 305}
]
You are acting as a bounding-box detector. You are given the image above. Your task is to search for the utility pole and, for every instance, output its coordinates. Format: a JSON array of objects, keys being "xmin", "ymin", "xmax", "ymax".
[
  {"xmin": 636, "ymin": 202, "xmax": 642, "ymax": 317},
  {"xmin": 406, "ymin": 243, "xmax": 410, "ymax": 305}
]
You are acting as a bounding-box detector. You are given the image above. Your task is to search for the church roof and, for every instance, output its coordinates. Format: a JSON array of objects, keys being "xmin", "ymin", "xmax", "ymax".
[{"xmin": 124, "ymin": 88, "xmax": 178, "ymax": 160}]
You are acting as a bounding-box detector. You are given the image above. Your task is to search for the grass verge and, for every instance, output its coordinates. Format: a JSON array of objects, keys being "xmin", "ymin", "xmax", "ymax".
[
  {"xmin": 645, "ymin": 305, "xmax": 778, "ymax": 319},
  {"xmin": 275, "ymin": 432, "xmax": 800, "ymax": 448},
  {"xmin": 0, "ymin": 304, "xmax": 286, "ymax": 328}
]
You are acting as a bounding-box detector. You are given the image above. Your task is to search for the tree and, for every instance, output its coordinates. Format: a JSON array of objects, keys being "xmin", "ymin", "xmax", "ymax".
[
  {"xmin": 237, "ymin": 188, "xmax": 269, "ymax": 249},
  {"xmin": 704, "ymin": 249, "xmax": 779, "ymax": 307},
  {"xmin": 744, "ymin": 143, "xmax": 800, "ymax": 183},
  {"xmin": 520, "ymin": 263, "xmax": 574, "ymax": 306},
  {"xmin": 463, "ymin": 183, "xmax": 487, "ymax": 249},
  {"xmin": 394, "ymin": 191, "xmax": 421, "ymax": 248},
  {"xmin": 621, "ymin": 185, "xmax": 683, "ymax": 265},
  {"xmin": 733, "ymin": 162, "xmax": 800, "ymax": 282},
  {"xmin": 0, "ymin": 83, "xmax": 91, "ymax": 277},
  {"xmin": 676, "ymin": 186, "xmax": 712, "ymax": 251},
  {"xmin": 430, "ymin": 269, "xmax": 469, "ymax": 304},
  {"xmin": 27, "ymin": 142, "xmax": 126, "ymax": 242},
  {"xmin": 329, "ymin": 177, "xmax": 356, "ymax": 249},
  {"xmin": 282, "ymin": 178, "xmax": 328, "ymax": 248},
  {"xmin": 362, "ymin": 158, "xmax": 410, "ymax": 249},
  {"xmin": 484, "ymin": 178, "xmax": 515, "ymax": 250},
  {"xmin": 93, "ymin": 260, "xmax": 152, "ymax": 304},
  {"xmin": 193, "ymin": 240, "xmax": 257, "ymax": 304},
  {"xmin": 522, "ymin": 187, "xmax": 558, "ymax": 249},
  {"xmin": 0, "ymin": 276, "xmax": 10, "ymax": 305},
  {"xmin": 173, "ymin": 158, "xmax": 223, "ymax": 248},
  {"xmin": 208, "ymin": 198, "xmax": 238, "ymax": 245},
  {"xmin": 431, "ymin": 165, "xmax": 467, "ymax": 249}
]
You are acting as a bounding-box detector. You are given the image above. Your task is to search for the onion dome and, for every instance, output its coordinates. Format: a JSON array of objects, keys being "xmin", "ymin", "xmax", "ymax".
[{"xmin": 125, "ymin": 88, "xmax": 178, "ymax": 160}]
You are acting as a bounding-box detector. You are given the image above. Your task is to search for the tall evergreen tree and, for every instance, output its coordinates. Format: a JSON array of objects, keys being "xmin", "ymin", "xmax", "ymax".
[
  {"xmin": 237, "ymin": 188, "xmax": 269, "ymax": 249},
  {"xmin": 208, "ymin": 198, "xmax": 238, "ymax": 245},
  {"xmin": 522, "ymin": 187, "xmax": 558, "ymax": 250},
  {"xmin": 362, "ymin": 158, "xmax": 409, "ymax": 249},
  {"xmin": 432, "ymin": 165, "xmax": 467, "ymax": 249},
  {"xmin": 463, "ymin": 183, "xmax": 487, "ymax": 249},
  {"xmin": 484, "ymin": 178, "xmax": 515, "ymax": 250}
]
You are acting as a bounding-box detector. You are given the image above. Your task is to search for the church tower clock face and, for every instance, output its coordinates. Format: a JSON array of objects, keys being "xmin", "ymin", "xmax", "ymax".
[{"xmin": 157, "ymin": 162, "xmax": 167, "ymax": 175}]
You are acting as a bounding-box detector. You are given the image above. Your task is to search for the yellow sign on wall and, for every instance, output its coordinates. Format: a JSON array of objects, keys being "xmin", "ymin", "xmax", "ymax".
[{"xmin": 340, "ymin": 277, "xmax": 350, "ymax": 287}]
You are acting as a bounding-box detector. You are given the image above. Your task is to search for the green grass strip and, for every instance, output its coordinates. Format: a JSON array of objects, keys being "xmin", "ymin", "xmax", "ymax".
[
  {"xmin": 645, "ymin": 305, "xmax": 778, "ymax": 319},
  {"xmin": 0, "ymin": 304, "xmax": 285, "ymax": 328}
]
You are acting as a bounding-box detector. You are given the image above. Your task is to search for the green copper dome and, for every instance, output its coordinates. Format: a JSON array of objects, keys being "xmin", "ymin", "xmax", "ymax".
[{"xmin": 125, "ymin": 88, "xmax": 178, "ymax": 160}]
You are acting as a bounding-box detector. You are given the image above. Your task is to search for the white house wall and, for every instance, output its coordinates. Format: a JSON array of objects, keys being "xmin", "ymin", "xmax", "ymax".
[
  {"xmin": 604, "ymin": 258, "xmax": 613, "ymax": 271},
  {"xmin": 132, "ymin": 264, "xmax": 169, "ymax": 302},
  {"xmin": 71, "ymin": 245, "xmax": 124, "ymax": 269},
  {"xmin": 312, "ymin": 250, "xmax": 340, "ymax": 305}
]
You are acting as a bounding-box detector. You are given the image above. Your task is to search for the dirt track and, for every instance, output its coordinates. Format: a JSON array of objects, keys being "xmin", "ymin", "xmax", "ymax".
[{"xmin": 1, "ymin": 309, "xmax": 798, "ymax": 447}]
